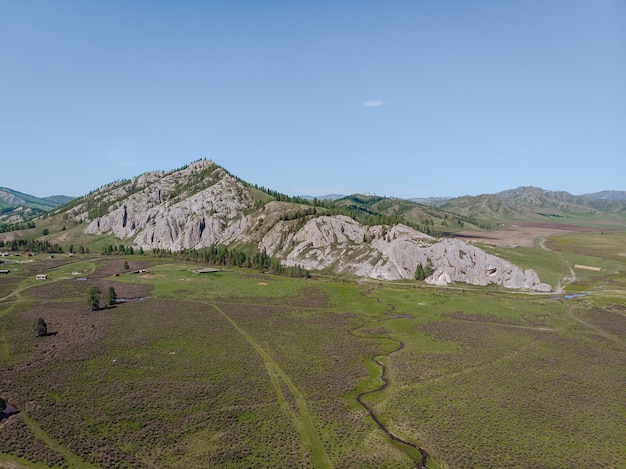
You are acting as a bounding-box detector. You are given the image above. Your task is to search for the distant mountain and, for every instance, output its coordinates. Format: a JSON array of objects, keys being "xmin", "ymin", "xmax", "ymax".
[
  {"xmin": 432, "ymin": 186, "xmax": 626, "ymax": 220},
  {"xmin": 580, "ymin": 190, "xmax": 626, "ymax": 201},
  {"xmin": 0, "ymin": 187, "xmax": 75, "ymax": 223},
  {"xmin": 409, "ymin": 196, "xmax": 454, "ymax": 206},
  {"xmin": 44, "ymin": 194, "xmax": 75, "ymax": 205},
  {"xmin": 300, "ymin": 194, "xmax": 346, "ymax": 201},
  {"xmin": 574, "ymin": 191, "xmax": 626, "ymax": 212}
]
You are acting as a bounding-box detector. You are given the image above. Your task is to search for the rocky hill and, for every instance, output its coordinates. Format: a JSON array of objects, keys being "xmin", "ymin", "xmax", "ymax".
[
  {"xmin": 260, "ymin": 214, "xmax": 548, "ymax": 289},
  {"xmin": 58, "ymin": 159, "xmax": 550, "ymax": 291}
]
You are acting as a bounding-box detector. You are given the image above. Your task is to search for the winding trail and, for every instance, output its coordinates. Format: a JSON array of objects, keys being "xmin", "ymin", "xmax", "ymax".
[
  {"xmin": 0, "ymin": 262, "xmax": 85, "ymax": 360},
  {"xmin": 567, "ymin": 305, "xmax": 625, "ymax": 347},
  {"xmin": 210, "ymin": 303, "xmax": 332, "ymax": 469},
  {"xmin": 0, "ymin": 258, "xmax": 94, "ymax": 302},
  {"xmin": 18, "ymin": 413, "xmax": 98, "ymax": 469},
  {"xmin": 0, "ymin": 266, "xmax": 99, "ymax": 469},
  {"xmin": 537, "ymin": 237, "xmax": 575, "ymax": 293},
  {"xmin": 536, "ymin": 237, "xmax": 624, "ymax": 347},
  {"xmin": 352, "ymin": 289, "xmax": 429, "ymax": 469}
]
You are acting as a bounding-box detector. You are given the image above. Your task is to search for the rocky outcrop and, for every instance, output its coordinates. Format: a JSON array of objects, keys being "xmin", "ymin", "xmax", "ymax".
[
  {"xmin": 76, "ymin": 159, "xmax": 551, "ymax": 291},
  {"xmin": 423, "ymin": 238, "xmax": 549, "ymax": 290},
  {"xmin": 260, "ymin": 216, "xmax": 551, "ymax": 291},
  {"xmin": 81, "ymin": 160, "xmax": 256, "ymax": 251}
]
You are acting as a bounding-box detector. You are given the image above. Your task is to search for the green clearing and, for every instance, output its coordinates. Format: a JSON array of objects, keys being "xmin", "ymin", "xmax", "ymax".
[
  {"xmin": 478, "ymin": 240, "xmax": 566, "ymax": 287},
  {"xmin": 0, "ymin": 231, "xmax": 624, "ymax": 468}
]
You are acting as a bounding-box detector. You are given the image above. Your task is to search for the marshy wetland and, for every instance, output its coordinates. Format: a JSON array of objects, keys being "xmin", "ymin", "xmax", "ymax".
[{"xmin": 1, "ymin": 231, "xmax": 625, "ymax": 468}]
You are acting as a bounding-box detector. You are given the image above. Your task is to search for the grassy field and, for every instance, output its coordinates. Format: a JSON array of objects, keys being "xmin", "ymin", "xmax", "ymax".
[{"xmin": 0, "ymin": 231, "xmax": 624, "ymax": 468}]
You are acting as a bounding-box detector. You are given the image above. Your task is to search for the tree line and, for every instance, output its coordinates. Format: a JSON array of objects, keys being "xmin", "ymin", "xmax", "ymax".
[
  {"xmin": 101, "ymin": 244, "xmax": 142, "ymax": 255},
  {"xmin": 0, "ymin": 238, "xmax": 63, "ymax": 253},
  {"xmin": 153, "ymin": 245, "xmax": 311, "ymax": 278},
  {"xmin": 0, "ymin": 220, "xmax": 36, "ymax": 234}
]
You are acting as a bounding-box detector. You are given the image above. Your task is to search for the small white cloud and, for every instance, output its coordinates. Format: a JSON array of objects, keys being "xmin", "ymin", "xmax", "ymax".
[{"xmin": 363, "ymin": 100, "xmax": 384, "ymax": 107}]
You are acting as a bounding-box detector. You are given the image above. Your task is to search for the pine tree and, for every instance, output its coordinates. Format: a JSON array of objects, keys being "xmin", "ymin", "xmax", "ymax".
[
  {"xmin": 106, "ymin": 287, "xmax": 117, "ymax": 307},
  {"xmin": 88, "ymin": 287, "xmax": 102, "ymax": 311},
  {"xmin": 415, "ymin": 262, "xmax": 434, "ymax": 281},
  {"xmin": 33, "ymin": 317, "xmax": 48, "ymax": 337}
]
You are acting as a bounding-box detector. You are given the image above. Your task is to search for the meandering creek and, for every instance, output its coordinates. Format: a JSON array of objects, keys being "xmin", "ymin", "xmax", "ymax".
[{"xmin": 353, "ymin": 291, "xmax": 429, "ymax": 468}]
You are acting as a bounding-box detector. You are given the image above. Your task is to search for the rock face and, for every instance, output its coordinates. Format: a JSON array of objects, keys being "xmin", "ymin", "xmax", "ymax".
[
  {"xmin": 260, "ymin": 216, "xmax": 551, "ymax": 291},
  {"xmin": 81, "ymin": 160, "xmax": 256, "ymax": 251},
  {"xmin": 74, "ymin": 159, "xmax": 551, "ymax": 291},
  {"xmin": 424, "ymin": 238, "xmax": 549, "ymax": 290}
]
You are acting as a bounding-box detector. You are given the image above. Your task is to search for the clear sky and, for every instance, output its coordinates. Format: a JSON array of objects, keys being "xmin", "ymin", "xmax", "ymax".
[{"xmin": 2, "ymin": 1, "xmax": 624, "ymax": 199}]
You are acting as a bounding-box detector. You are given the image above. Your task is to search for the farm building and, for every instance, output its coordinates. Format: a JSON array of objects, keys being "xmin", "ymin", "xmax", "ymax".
[{"xmin": 574, "ymin": 264, "xmax": 602, "ymax": 272}]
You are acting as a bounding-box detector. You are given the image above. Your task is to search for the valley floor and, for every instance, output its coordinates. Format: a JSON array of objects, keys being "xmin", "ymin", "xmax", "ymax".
[
  {"xmin": 0, "ymin": 236, "xmax": 625, "ymax": 468},
  {"xmin": 456, "ymin": 221, "xmax": 612, "ymax": 247}
]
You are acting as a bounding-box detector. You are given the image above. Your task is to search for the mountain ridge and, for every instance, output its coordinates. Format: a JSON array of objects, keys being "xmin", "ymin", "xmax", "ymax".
[
  {"xmin": 33, "ymin": 159, "xmax": 549, "ymax": 291},
  {"xmin": 4, "ymin": 183, "xmax": 624, "ymax": 225},
  {"xmin": 426, "ymin": 186, "xmax": 626, "ymax": 221},
  {"xmin": 4, "ymin": 160, "xmax": 623, "ymax": 291}
]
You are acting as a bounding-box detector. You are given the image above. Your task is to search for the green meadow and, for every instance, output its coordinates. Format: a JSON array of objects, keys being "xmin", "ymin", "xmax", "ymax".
[{"xmin": 1, "ymin": 231, "xmax": 624, "ymax": 468}]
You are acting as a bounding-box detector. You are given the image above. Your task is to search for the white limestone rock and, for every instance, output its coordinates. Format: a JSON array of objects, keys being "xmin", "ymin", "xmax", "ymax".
[
  {"xmin": 84, "ymin": 160, "xmax": 254, "ymax": 251},
  {"xmin": 79, "ymin": 159, "xmax": 551, "ymax": 291},
  {"xmin": 268, "ymin": 216, "xmax": 551, "ymax": 291}
]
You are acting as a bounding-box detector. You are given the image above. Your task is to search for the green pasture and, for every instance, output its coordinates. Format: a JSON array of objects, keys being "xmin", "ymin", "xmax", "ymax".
[
  {"xmin": 478, "ymin": 231, "xmax": 626, "ymax": 294},
  {"xmin": 485, "ymin": 210, "xmax": 626, "ymax": 227},
  {"xmin": 478, "ymin": 241, "xmax": 565, "ymax": 287},
  {"xmin": 546, "ymin": 232, "xmax": 626, "ymax": 297},
  {"xmin": 1, "ymin": 229, "xmax": 625, "ymax": 468},
  {"xmin": 112, "ymin": 262, "xmax": 309, "ymax": 302}
]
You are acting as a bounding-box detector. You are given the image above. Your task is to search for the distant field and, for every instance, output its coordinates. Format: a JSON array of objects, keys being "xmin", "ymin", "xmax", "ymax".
[
  {"xmin": 456, "ymin": 220, "xmax": 623, "ymax": 248},
  {"xmin": 1, "ymin": 233, "xmax": 624, "ymax": 468}
]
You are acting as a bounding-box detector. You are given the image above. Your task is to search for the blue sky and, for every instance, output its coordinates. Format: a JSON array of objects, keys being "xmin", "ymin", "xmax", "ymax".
[{"xmin": 2, "ymin": 1, "xmax": 624, "ymax": 198}]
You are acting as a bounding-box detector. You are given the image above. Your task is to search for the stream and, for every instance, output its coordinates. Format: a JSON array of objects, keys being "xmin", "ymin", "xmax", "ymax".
[{"xmin": 352, "ymin": 291, "xmax": 429, "ymax": 468}]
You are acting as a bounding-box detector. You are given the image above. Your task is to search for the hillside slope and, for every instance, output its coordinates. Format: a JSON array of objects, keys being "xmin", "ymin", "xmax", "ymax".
[
  {"xmin": 433, "ymin": 186, "xmax": 626, "ymax": 221},
  {"xmin": 58, "ymin": 159, "xmax": 550, "ymax": 291},
  {"xmin": 0, "ymin": 187, "xmax": 74, "ymax": 223}
]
